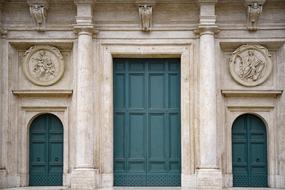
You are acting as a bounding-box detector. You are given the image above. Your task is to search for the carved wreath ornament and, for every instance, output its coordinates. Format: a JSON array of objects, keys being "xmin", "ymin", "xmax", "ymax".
[
  {"xmin": 229, "ymin": 44, "xmax": 272, "ymax": 87},
  {"xmin": 23, "ymin": 45, "xmax": 64, "ymax": 86}
]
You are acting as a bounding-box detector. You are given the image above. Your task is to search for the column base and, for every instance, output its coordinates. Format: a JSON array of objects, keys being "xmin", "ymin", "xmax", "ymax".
[
  {"xmin": 71, "ymin": 168, "xmax": 99, "ymax": 190},
  {"xmin": 0, "ymin": 169, "xmax": 7, "ymax": 188},
  {"xmin": 196, "ymin": 168, "xmax": 222, "ymax": 189}
]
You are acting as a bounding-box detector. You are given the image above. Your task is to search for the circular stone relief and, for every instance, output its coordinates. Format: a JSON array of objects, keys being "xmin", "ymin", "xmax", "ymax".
[
  {"xmin": 229, "ymin": 44, "xmax": 272, "ymax": 87},
  {"xmin": 23, "ymin": 45, "xmax": 64, "ymax": 86}
]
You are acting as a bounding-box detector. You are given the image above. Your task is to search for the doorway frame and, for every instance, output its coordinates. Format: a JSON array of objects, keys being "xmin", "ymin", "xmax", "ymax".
[
  {"xmin": 225, "ymin": 109, "xmax": 277, "ymax": 188},
  {"xmin": 98, "ymin": 39, "xmax": 196, "ymax": 188},
  {"xmin": 20, "ymin": 107, "xmax": 69, "ymax": 187}
]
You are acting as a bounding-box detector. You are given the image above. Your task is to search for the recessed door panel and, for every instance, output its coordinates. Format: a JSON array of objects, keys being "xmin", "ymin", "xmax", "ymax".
[{"xmin": 114, "ymin": 58, "xmax": 181, "ymax": 186}]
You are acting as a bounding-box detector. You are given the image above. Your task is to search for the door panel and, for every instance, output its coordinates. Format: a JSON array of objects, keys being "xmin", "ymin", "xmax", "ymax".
[
  {"xmin": 114, "ymin": 58, "xmax": 181, "ymax": 186},
  {"xmin": 232, "ymin": 114, "xmax": 267, "ymax": 187},
  {"xmin": 29, "ymin": 114, "xmax": 63, "ymax": 186}
]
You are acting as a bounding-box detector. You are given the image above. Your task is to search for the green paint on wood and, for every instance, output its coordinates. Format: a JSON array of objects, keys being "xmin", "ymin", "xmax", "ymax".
[
  {"xmin": 29, "ymin": 114, "xmax": 63, "ymax": 186},
  {"xmin": 232, "ymin": 114, "xmax": 268, "ymax": 187},
  {"xmin": 113, "ymin": 58, "xmax": 181, "ymax": 186}
]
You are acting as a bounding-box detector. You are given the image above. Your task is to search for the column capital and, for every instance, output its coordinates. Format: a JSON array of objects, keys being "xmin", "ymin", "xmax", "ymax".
[
  {"xmin": 73, "ymin": 24, "xmax": 98, "ymax": 37},
  {"xmin": 74, "ymin": 0, "xmax": 95, "ymax": 4},
  {"xmin": 198, "ymin": 0, "xmax": 217, "ymax": 4},
  {"xmin": 195, "ymin": 25, "xmax": 219, "ymax": 35}
]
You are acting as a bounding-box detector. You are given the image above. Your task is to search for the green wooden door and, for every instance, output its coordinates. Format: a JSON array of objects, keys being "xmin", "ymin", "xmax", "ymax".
[
  {"xmin": 232, "ymin": 114, "xmax": 268, "ymax": 187},
  {"xmin": 29, "ymin": 114, "xmax": 63, "ymax": 186},
  {"xmin": 114, "ymin": 58, "xmax": 181, "ymax": 186}
]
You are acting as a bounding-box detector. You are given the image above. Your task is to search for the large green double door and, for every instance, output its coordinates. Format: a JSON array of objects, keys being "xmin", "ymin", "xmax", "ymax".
[
  {"xmin": 29, "ymin": 114, "xmax": 63, "ymax": 186},
  {"xmin": 232, "ymin": 114, "xmax": 268, "ymax": 187},
  {"xmin": 114, "ymin": 58, "xmax": 181, "ymax": 186}
]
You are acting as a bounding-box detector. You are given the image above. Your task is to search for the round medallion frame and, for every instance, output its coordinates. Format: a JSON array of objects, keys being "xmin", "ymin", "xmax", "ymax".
[
  {"xmin": 22, "ymin": 45, "xmax": 64, "ymax": 86},
  {"xmin": 229, "ymin": 44, "xmax": 272, "ymax": 87}
]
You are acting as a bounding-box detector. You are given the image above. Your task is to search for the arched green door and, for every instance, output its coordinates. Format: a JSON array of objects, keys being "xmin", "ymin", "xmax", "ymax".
[
  {"xmin": 232, "ymin": 114, "xmax": 268, "ymax": 187},
  {"xmin": 29, "ymin": 114, "xmax": 63, "ymax": 186}
]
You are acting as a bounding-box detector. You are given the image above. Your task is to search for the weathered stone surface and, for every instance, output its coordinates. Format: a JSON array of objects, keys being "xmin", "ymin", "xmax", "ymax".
[{"xmin": 0, "ymin": 0, "xmax": 285, "ymax": 189}]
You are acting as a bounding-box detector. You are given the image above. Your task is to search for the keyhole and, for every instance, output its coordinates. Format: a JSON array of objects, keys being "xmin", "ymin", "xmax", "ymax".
[
  {"xmin": 37, "ymin": 157, "xmax": 40, "ymax": 162},
  {"xmin": 55, "ymin": 157, "xmax": 59, "ymax": 162},
  {"xmin": 256, "ymin": 158, "xmax": 260, "ymax": 162},
  {"xmin": 237, "ymin": 158, "xmax": 241, "ymax": 162}
]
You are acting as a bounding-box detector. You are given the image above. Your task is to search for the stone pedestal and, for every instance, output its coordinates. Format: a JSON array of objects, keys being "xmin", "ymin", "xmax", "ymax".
[
  {"xmin": 197, "ymin": 169, "xmax": 222, "ymax": 189},
  {"xmin": 71, "ymin": 169, "xmax": 98, "ymax": 190},
  {"xmin": 0, "ymin": 169, "xmax": 6, "ymax": 188}
]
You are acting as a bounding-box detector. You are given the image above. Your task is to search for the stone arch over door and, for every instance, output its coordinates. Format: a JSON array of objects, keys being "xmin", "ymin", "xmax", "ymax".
[
  {"xmin": 232, "ymin": 113, "xmax": 268, "ymax": 187},
  {"xmin": 29, "ymin": 113, "xmax": 64, "ymax": 186}
]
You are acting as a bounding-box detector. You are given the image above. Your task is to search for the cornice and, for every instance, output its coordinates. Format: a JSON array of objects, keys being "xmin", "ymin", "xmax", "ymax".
[
  {"xmin": 12, "ymin": 89, "xmax": 73, "ymax": 97},
  {"xmin": 221, "ymin": 90, "xmax": 283, "ymax": 98}
]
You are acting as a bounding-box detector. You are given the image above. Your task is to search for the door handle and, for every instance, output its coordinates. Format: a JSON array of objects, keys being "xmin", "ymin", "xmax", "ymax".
[
  {"xmin": 37, "ymin": 157, "xmax": 40, "ymax": 162},
  {"xmin": 256, "ymin": 158, "xmax": 260, "ymax": 162},
  {"xmin": 55, "ymin": 157, "xmax": 59, "ymax": 161},
  {"xmin": 237, "ymin": 158, "xmax": 241, "ymax": 162}
]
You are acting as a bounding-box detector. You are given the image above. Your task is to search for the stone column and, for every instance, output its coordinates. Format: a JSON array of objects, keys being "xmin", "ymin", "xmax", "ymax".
[
  {"xmin": 196, "ymin": 0, "xmax": 222, "ymax": 189},
  {"xmin": 71, "ymin": 0, "xmax": 97, "ymax": 189},
  {"xmin": 0, "ymin": 1, "xmax": 7, "ymax": 188}
]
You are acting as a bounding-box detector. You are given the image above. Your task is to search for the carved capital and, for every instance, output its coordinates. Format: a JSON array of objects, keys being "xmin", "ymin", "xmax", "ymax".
[
  {"xmin": 27, "ymin": 0, "xmax": 49, "ymax": 31},
  {"xmin": 245, "ymin": 0, "xmax": 266, "ymax": 31},
  {"xmin": 73, "ymin": 24, "xmax": 97, "ymax": 38},
  {"xmin": 0, "ymin": 28, "xmax": 7, "ymax": 38},
  {"xmin": 74, "ymin": 0, "xmax": 94, "ymax": 4},
  {"xmin": 195, "ymin": 25, "xmax": 219, "ymax": 36}
]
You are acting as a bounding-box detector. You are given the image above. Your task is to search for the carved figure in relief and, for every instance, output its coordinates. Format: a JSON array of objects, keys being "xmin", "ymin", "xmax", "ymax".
[
  {"xmin": 30, "ymin": 4, "xmax": 47, "ymax": 30},
  {"xmin": 238, "ymin": 50, "xmax": 265, "ymax": 81},
  {"xmin": 139, "ymin": 5, "xmax": 152, "ymax": 31},
  {"xmin": 229, "ymin": 44, "xmax": 272, "ymax": 87},
  {"xmin": 247, "ymin": 2, "xmax": 262, "ymax": 31},
  {"xmin": 32, "ymin": 50, "xmax": 55, "ymax": 80}
]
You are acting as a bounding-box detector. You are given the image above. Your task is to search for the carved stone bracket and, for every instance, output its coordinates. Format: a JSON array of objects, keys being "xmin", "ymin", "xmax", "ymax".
[
  {"xmin": 27, "ymin": 0, "xmax": 49, "ymax": 31},
  {"xmin": 138, "ymin": 4, "xmax": 152, "ymax": 32},
  {"xmin": 22, "ymin": 45, "xmax": 64, "ymax": 86},
  {"xmin": 229, "ymin": 44, "xmax": 272, "ymax": 87},
  {"xmin": 245, "ymin": 0, "xmax": 266, "ymax": 31}
]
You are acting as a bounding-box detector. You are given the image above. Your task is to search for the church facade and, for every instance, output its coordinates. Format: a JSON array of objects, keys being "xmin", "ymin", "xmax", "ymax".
[{"xmin": 0, "ymin": 0, "xmax": 285, "ymax": 189}]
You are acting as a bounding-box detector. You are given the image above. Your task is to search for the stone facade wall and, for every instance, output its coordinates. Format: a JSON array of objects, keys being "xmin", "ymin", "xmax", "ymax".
[{"xmin": 0, "ymin": 0, "xmax": 285, "ymax": 189}]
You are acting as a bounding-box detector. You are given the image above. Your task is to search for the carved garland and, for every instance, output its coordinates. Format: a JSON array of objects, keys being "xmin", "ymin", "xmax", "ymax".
[
  {"xmin": 23, "ymin": 45, "xmax": 64, "ymax": 86},
  {"xmin": 229, "ymin": 44, "xmax": 272, "ymax": 87}
]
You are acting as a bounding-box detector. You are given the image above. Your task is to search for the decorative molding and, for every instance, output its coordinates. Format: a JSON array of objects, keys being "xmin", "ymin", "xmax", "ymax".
[
  {"xmin": 21, "ymin": 106, "xmax": 67, "ymax": 112},
  {"xmin": 27, "ymin": 0, "xmax": 49, "ymax": 31},
  {"xmin": 12, "ymin": 90, "xmax": 73, "ymax": 97},
  {"xmin": 245, "ymin": 0, "xmax": 266, "ymax": 31},
  {"xmin": 221, "ymin": 90, "xmax": 282, "ymax": 98},
  {"xmin": 196, "ymin": 0, "xmax": 219, "ymax": 35},
  {"xmin": 229, "ymin": 44, "xmax": 272, "ymax": 87},
  {"xmin": 138, "ymin": 4, "xmax": 153, "ymax": 32},
  {"xmin": 22, "ymin": 45, "xmax": 65, "ymax": 86}
]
